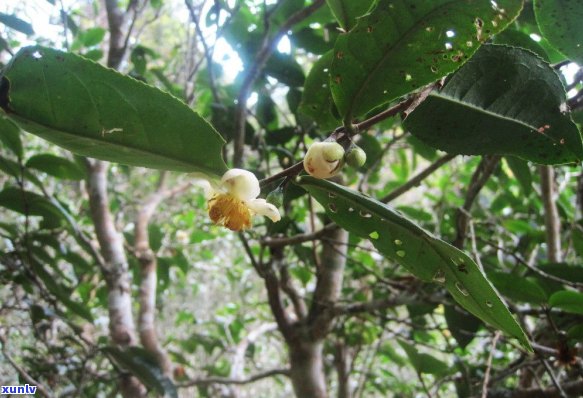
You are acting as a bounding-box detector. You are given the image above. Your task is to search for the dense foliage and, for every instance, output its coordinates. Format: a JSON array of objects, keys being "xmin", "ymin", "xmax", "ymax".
[{"xmin": 1, "ymin": 0, "xmax": 582, "ymax": 397}]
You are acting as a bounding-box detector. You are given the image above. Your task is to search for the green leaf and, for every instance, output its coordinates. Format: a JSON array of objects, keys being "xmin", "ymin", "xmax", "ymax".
[
  {"xmin": 398, "ymin": 340, "xmax": 450, "ymax": 376},
  {"xmin": 26, "ymin": 154, "xmax": 86, "ymax": 180},
  {"xmin": 79, "ymin": 27, "xmax": 106, "ymax": 47},
  {"xmin": 330, "ymin": 0, "xmax": 523, "ymax": 120},
  {"xmin": 326, "ymin": 0, "xmax": 375, "ymax": 31},
  {"xmin": 488, "ymin": 272, "xmax": 548, "ymax": 305},
  {"xmin": 103, "ymin": 346, "xmax": 177, "ymax": 398},
  {"xmin": 504, "ymin": 157, "xmax": 532, "ymax": 196},
  {"xmin": 405, "ymin": 45, "xmax": 583, "ymax": 165},
  {"xmin": 29, "ymin": 254, "xmax": 93, "ymax": 322},
  {"xmin": 549, "ymin": 290, "xmax": 583, "ymax": 314},
  {"xmin": 493, "ymin": 28, "xmax": 549, "ymax": 61},
  {"xmin": 299, "ymin": 50, "xmax": 340, "ymax": 130},
  {"xmin": 0, "ymin": 13, "xmax": 34, "ymax": 36},
  {"xmin": 0, "ymin": 111, "xmax": 24, "ymax": 158},
  {"xmin": 264, "ymin": 52, "xmax": 305, "ymax": 87},
  {"xmin": 444, "ymin": 305, "xmax": 482, "ymax": 349},
  {"xmin": 0, "ymin": 187, "xmax": 65, "ymax": 228},
  {"xmin": 534, "ymin": 0, "xmax": 583, "ymax": 64},
  {"xmin": 298, "ymin": 175, "xmax": 531, "ymax": 350},
  {"xmin": 1, "ymin": 46, "xmax": 227, "ymax": 176}
]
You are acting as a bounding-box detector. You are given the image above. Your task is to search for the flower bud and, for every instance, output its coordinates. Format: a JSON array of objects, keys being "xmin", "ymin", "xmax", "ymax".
[
  {"xmin": 304, "ymin": 141, "xmax": 345, "ymax": 179},
  {"xmin": 345, "ymin": 145, "xmax": 367, "ymax": 168}
]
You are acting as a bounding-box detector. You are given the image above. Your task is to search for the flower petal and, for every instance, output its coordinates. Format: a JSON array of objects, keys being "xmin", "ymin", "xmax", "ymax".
[
  {"xmin": 221, "ymin": 168, "xmax": 260, "ymax": 201},
  {"xmin": 246, "ymin": 199, "xmax": 281, "ymax": 222}
]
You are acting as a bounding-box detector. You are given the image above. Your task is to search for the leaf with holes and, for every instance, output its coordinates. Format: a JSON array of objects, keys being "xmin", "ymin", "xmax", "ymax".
[
  {"xmin": 298, "ymin": 175, "xmax": 531, "ymax": 350},
  {"xmin": 330, "ymin": 0, "xmax": 523, "ymax": 120},
  {"xmin": 0, "ymin": 46, "xmax": 227, "ymax": 176},
  {"xmin": 405, "ymin": 45, "xmax": 583, "ymax": 164},
  {"xmin": 534, "ymin": 0, "xmax": 583, "ymax": 64}
]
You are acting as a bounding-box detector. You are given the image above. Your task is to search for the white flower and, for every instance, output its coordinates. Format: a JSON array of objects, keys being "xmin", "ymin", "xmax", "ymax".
[
  {"xmin": 205, "ymin": 169, "xmax": 281, "ymax": 231},
  {"xmin": 303, "ymin": 141, "xmax": 345, "ymax": 179}
]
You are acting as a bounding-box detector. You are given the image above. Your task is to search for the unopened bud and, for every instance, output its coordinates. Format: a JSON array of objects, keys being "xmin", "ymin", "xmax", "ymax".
[
  {"xmin": 345, "ymin": 145, "xmax": 367, "ymax": 168},
  {"xmin": 304, "ymin": 141, "xmax": 345, "ymax": 179}
]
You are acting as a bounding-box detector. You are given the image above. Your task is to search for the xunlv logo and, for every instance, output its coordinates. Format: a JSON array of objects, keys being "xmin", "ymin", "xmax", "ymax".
[{"xmin": 1, "ymin": 384, "xmax": 37, "ymax": 394}]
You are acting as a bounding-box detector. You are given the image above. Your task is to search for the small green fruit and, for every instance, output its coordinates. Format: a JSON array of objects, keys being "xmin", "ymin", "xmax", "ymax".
[{"xmin": 345, "ymin": 146, "xmax": 367, "ymax": 168}]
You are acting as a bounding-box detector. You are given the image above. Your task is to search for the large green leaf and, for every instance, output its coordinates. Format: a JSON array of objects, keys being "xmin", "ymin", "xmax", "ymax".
[
  {"xmin": 330, "ymin": 0, "xmax": 523, "ymax": 120},
  {"xmin": 299, "ymin": 50, "xmax": 340, "ymax": 130},
  {"xmin": 534, "ymin": 0, "xmax": 583, "ymax": 64},
  {"xmin": 405, "ymin": 45, "xmax": 583, "ymax": 165},
  {"xmin": 0, "ymin": 46, "xmax": 227, "ymax": 176},
  {"xmin": 298, "ymin": 175, "xmax": 531, "ymax": 350},
  {"xmin": 326, "ymin": 0, "xmax": 375, "ymax": 31}
]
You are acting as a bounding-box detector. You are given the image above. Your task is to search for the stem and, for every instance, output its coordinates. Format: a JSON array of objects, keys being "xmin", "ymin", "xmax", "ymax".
[{"xmin": 540, "ymin": 165, "xmax": 562, "ymax": 262}]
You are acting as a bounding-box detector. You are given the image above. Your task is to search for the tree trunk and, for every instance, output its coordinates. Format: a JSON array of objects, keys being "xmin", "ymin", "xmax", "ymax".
[
  {"xmin": 334, "ymin": 342, "xmax": 352, "ymax": 398},
  {"xmin": 289, "ymin": 338, "xmax": 328, "ymax": 398},
  {"xmin": 86, "ymin": 160, "xmax": 146, "ymax": 397},
  {"xmin": 288, "ymin": 227, "xmax": 349, "ymax": 398}
]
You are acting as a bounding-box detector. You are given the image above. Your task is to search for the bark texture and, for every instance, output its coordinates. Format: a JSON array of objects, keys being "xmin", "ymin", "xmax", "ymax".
[
  {"xmin": 289, "ymin": 227, "xmax": 349, "ymax": 398},
  {"xmin": 540, "ymin": 165, "xmax": 562, "ymax": 262},
  {"xmin": 86, "ymin": 160, "xmax": 146, "ymax": 397}
]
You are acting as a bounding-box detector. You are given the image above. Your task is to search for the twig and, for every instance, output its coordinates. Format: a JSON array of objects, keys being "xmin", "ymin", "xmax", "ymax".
[
  {"xmin": 479, "ymin": 238, "xmax": 583, "ymax": 288},
  {"xmin": 538, "ymin": 356, "xmax": 568, "ymax": 398},
  {"xmin": 540, "ymin": 165, "xmax": 562, "ymax": 262},
  {"xmin": 453, "ymin": 155, "xmax": 500, "ymax": 249},
  {"xmin": 0, "ymin": 335, "xmax": 53, "ymax": 397},
  {"xmin": 185, "ymin": 0, "xmax": 221, "ymax": 104},
  {"xmin": 259, "ymin": 92, "xmax": 421, "ymax": 186},
  {"xmin": 233, "ymin": 0, "xmax": 326, "ymax": 167},
  {"xmin": 482, "ymin": 331, "xmax": 501, "ymax": 398},
  {"xmin": 179, "ymin": 368, "xmax": 290, "ymax": 387},
  {"xmin": 381, "ymin": 153, "xmax": 456, "ymax": 203},
  {"xmin": 260, "ymin": 223, "xmax": 336, "ymax": 247}
]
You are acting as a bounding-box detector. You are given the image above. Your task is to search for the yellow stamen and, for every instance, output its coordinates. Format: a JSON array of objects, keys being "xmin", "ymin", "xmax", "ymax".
[{"xmin": 208, "ymin": 193, "xmax": 252, "ymax": 231}]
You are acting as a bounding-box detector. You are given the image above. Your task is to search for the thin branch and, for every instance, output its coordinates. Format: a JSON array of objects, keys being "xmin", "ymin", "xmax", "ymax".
[
  {"xmin": 280, "ymin": 265, "xmax": 308, "ymax": 319},
  {"xmin": 185, "ymin": 0, "xmax": 221, "ymax": 104},
  {"xmin": 481, "ymin": 331, "xmax": 501, "ymax": 398},
  {"xmin": 260, "ymin": 224, "xmax": 336, "ymax": 247},
  {"xmin": 233, "ymin": 0, "xmax": 326, "ymax": 167},
  {"xmin": 479, "ymin": 238, "xmax": 583, "ymax": 288},
  {"xmin": 259, "ymin": 96, "xmax": 420, "ymax": 186},
  {"xmin": 540, "ymin": 165, "xmax": 562, "ymax": 262},
  {"xmin": 332, "ymin": 295, "xmax": 419, "ymax": 316},
  {"xmin": 487, "ymin": 379, "xmax": 583, "ymax": 398},
  {"xmin": 0, "ymin": 335, "xmax": 53, "ymax": 398},
  {"xmin": 452, "ymin": 155, "xmax": 501, "ymax": 249},
  {"xmin": 179, "ymin": 368, "xmax": 290, "ymax": 387},
  {"xmin": 381, "ymin": 153, "xmax": 456, "ymax": 203},
  {"xmin": 538, "ymin": 355, "xmax": 568, "ymax": 398}
]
